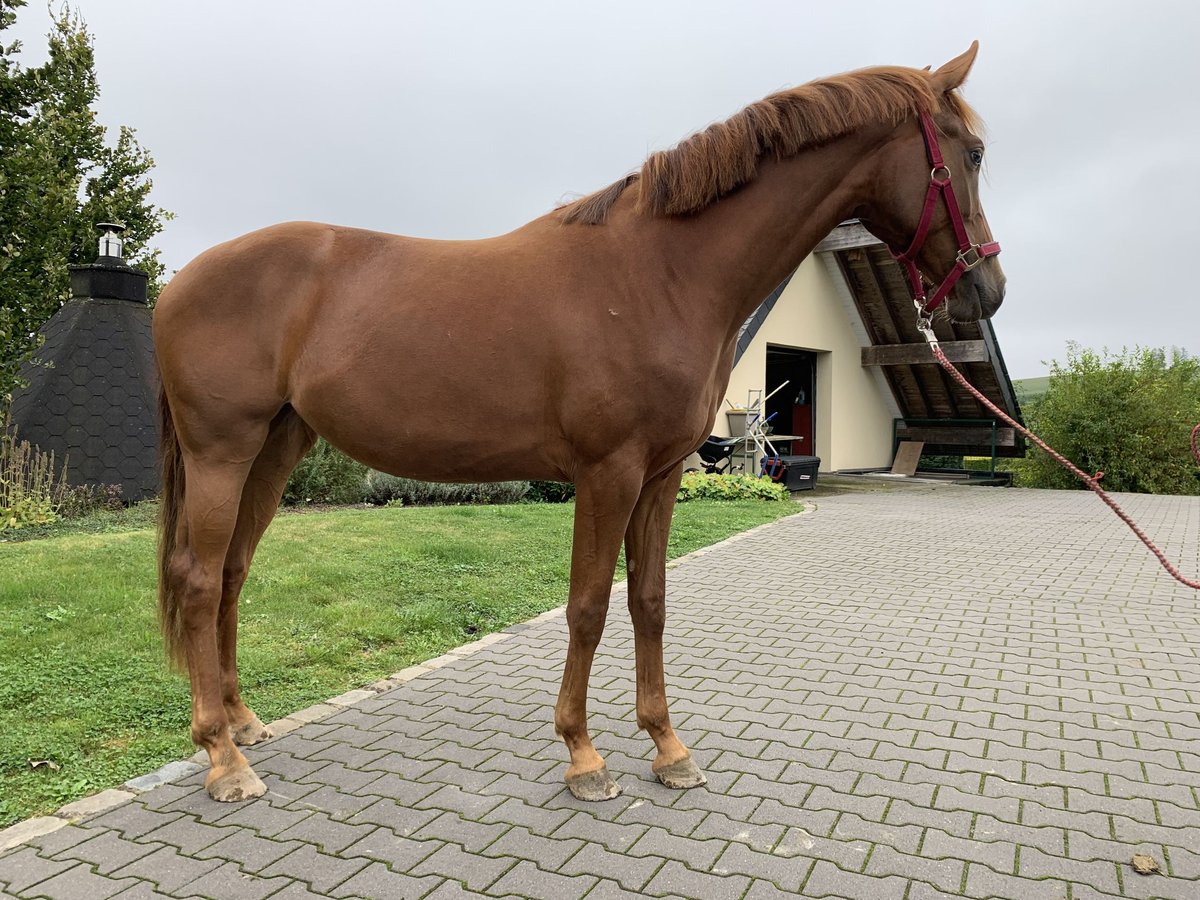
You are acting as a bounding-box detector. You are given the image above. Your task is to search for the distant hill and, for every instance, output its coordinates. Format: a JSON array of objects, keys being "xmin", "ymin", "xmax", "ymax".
[{"xmin": 1013, "ymin": 376, "xmax": 1050, "ymax": 404}]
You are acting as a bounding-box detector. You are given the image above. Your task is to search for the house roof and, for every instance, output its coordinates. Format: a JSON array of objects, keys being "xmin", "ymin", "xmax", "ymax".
[
  {"xmin": 9, "ymin": 284, "xmax": 159, "ymax": 501},
  {"xmin": 738, "ymin": 221, "xmax": 1024, "ymax": 459}
]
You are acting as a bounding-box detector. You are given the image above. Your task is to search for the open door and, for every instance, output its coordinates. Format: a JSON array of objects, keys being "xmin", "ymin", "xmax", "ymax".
[{"xmin": 765, "ymin": 345, "xmax": 816, "ymax": 457}]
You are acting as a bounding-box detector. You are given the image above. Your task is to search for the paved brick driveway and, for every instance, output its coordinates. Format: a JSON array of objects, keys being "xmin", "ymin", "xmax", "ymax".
[{"xmin": 3, "ymin": 483, "xmax": 1200, "ymax": 898}]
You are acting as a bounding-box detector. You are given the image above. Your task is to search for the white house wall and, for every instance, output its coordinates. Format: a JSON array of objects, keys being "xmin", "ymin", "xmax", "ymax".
[{"xmin": 716, "ymin": 254, "xmax": 897, "ymax": 472}]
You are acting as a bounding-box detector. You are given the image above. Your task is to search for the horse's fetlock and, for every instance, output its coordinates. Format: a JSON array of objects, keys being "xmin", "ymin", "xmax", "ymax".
[{"xmin": 191, "ymin": 717, "xmax": 230, "ymax": 748}]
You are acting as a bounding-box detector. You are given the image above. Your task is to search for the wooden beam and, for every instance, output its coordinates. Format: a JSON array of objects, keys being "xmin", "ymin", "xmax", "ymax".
[
  {"xmin": 896, "ymin": 425, "xmax": 1016, "ymax": 447},
  {"xmin": 815, "ymin": 222, "xmax": 882, "ymax": 252},
  {"xmin": 862, "ymin": 340, "xmax": 988, "ymax": 367}
]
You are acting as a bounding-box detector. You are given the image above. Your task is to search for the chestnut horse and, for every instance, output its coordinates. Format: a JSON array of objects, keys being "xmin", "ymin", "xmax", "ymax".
[{"xmin": 155, "ymin": 43, "xmax": 1004, "ymax": 803}]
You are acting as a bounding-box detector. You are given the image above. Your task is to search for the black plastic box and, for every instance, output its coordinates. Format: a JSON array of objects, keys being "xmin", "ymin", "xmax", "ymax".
[{"xmin": 780, "ymin": 455, "xmax": 821, "ymax": 491}]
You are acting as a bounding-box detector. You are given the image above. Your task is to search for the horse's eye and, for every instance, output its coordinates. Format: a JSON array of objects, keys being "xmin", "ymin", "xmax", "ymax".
[{"xmin": 969, "ymin": 148, "xmax": 984, "ymax": 168}]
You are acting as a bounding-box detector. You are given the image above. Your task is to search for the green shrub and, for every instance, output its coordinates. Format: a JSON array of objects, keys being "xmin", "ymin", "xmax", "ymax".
[
  {"xmin": 0, "ymin": 429, "xmax": 68, "ymax": 531},
  {"xmin": 677, "ymin": 472, "xmax": 789, "ymax": 502},
  {"xmin": 283, "ymin": 439, "xmax": 368, "ymax": 505},
  {"xmin": 364, "ymin": 472, "xmax": 528, "ymax": 506},
  {"xmin": 1015, "ymin": 344, "xmax": 1200, "ymax": 494},
  {"xmin": 525, "ymin": 481, "xmax": 575, "ymax": 503}
]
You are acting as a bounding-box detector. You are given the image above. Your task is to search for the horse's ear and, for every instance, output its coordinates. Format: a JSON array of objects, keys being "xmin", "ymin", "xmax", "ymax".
[{"xmin": 930, "ymin": 40, "xmax": 979, "ymax": 93}]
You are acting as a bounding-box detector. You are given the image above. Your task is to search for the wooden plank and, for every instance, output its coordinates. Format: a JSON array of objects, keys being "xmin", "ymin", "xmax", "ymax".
[
  {"xmin": 891, "ymin": 441, "xmax": 924, "ymax": 476},
  {"xmin": 815, "ymin": 221, "xmax": 882, "ymax": 252},
  {"xmin": 862, "ymin": 341, "xmax": 988, "ymax": 367},
  {"xmin": 896, "ymin": 425, "xmax": 1016, "ymax": 447}
]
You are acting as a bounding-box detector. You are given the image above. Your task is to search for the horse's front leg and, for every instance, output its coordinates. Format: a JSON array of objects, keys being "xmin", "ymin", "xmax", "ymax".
[
  {"xmin": 626, "ymin": 464, "xmax": 706, "ymax": 790},
  {"xmin": 555, "ymin": 469, "xmax": 641, "ymax": 801}
]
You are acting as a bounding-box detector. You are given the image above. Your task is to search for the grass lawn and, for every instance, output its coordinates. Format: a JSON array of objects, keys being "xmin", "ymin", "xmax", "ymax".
[{"xmin": 0, "ymin": 497, "xmax": 800, "ymax": 827}]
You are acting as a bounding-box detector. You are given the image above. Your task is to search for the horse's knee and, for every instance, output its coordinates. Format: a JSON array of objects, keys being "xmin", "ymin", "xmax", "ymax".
[
  {"xmin": 627, "ymin": 592, "xmax": 666, "ymax": 637},
  {"xmin": 566, "ymin": 598, "xmax": 609, "ymax": 642},
  {"xmin": 175, "ymin": 560, "xmax": 221, "ymax": 631}
]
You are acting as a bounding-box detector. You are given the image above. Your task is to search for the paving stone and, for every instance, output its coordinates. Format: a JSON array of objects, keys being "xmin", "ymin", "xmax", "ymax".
[
  {"xmin": 192, "ymin": 829, "xmax": 304, "ymax": 872},
  {"xmin": 215, "ymin": 801, "xmax": 316, "ymax": 838},
  {"xmin": 479, "ymin": 797, "xmax": 575, "ymax": 837},
  {"xmin": 109, "ymin": 843, "xmax": 225, "ymax": 892},
  {"xmin": 410, "ymin": 842, "xmax": 517, "ymax": 892},
  {"xmin": 16, "ymin": 822, "xmax": 95, "ymax": 857},
  {"xmin": 412, "ymin": 811, "xmax": 509, "ymax": 853},
  {"xmin": 691, "ymin": 810, "xmax": 784, "ymax": 853},
  {"xmin": 866, "ymin": 844, "xmax": 965, "ymax": 896},
  {"xmin": 964, "ymin": 862, "xmax": 1073, "ymax": 900},
  {"xmin": 52, "ymin": 831, "xmax": 164, "ymax": 875},
  {"xmin": 481, "ymin": 824, "xmax": 582, "ymax": 870},
  {"xmin": 328, "ymin": 860, "xmax": 444, "ymax": 899},
  {"xmin": 484, "ymin": 858, "xmax": 595, "ymax": 899},
  {"xmin": 642, "ymin": 858, "xmax": 751, "ymax": 900},
  {"xmin": 1018, "ymin": 845, "xmax": 1123, "ymax": 895},
  {"xmin": 558, "ymin": 840, "xmax": 663, "ymax": 892},
  {"xmin": 415, "ymin": 783, "xmax": 507, "ymax": 819},
  {"xmin": 711, "ymin": 840, "xmax": 814, "ymax": 893},
  {"xmin": 108, "ymin": 882, "xmax": 202, "ymax": 900},
  {"xmin": 0, "ymin": 845, "xmax": 79, "ymax": 893},
  {"xmin": 12, "ymin": 861, "xmax": 141, "ymax": 899},
  {"xmin": 801, "ymin": 859, "xmax": 909, "ymax": 900},
  {"xmin": 174, "ymin": 860, "xmax": 294, "ymax": 900},
  {"xmin": 259, "ymin": 843, "xmax": 370, "ymax": 893},
  {"xmin": 585, "ymin": 877, "xmax": 685, "ymax": 900},
  {"xmin": 136, "ymin": 814, "xmax": 236, "ymax": 854},
  {"xmin": 627, "ymin": 824, "xmax": 728, "ymax": 870},
  {"xmin": 553, "ymin": 812, "xmax": 648, "ymax": 853}
]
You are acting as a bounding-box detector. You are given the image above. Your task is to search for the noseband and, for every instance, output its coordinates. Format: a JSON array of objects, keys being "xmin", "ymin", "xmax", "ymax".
[{"xmin": 890, "ymin": 111, "xmax": 1001, "ymax": 332}]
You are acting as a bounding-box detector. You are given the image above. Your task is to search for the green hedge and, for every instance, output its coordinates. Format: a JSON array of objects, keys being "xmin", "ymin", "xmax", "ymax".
[{"xmin": 676, "ymin": 472, "xmax": 789, "ymax": 502}]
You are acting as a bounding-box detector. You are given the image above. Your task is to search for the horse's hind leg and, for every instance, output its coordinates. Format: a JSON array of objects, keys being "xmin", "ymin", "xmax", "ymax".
[
  {"xmin": 625, "ymin": 464, "xmax": 706, "ymax": 790},
  {"xmin": 220, "ymin": 408, "xmax": 316, "ymax": 746},
  {"xmin": 167, "ymin": 444, "xmax": 268, "ymax": 802}
]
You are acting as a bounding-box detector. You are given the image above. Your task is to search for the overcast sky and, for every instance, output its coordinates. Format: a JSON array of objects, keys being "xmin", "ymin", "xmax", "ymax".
[{"xmin": 9, "ymin": 0, "xmax": 1200, "ymax": 378}]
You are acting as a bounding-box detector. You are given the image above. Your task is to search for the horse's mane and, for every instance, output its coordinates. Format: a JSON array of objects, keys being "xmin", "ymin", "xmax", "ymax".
[{"xmin": 559, "ymin": 65, "xmax": 981, "ymax": 225}]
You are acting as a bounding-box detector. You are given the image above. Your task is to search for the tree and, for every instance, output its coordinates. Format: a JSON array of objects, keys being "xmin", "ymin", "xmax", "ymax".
[
  {"xmin": 1016, "ymin": 343, "xmax": 1200, "ymax": 495},
  {"xmin": 0, "ymin": 1, "xmax": 171, "ymax": 407}
]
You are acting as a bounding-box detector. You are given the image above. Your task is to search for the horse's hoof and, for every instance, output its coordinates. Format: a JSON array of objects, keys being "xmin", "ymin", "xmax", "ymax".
[
  {"xmin": 566, "ymin": 765, "xmax": 622, "ymax": 801},
  {"xmin": 654, "ymin": 755, "xmax": 707, "ymax": 790},
  {"xmin": 206, "ymin": 766, "xmax": 267, "ymax": 803},
  {"xmin": 232, "ymin": 716, "xmax": 274, "ymax": 746}
]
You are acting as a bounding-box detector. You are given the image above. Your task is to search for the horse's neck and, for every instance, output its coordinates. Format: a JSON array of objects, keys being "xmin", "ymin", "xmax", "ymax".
[{"xmin": 646, "ymin": 126, "xmax": 891, "ymax": 333}]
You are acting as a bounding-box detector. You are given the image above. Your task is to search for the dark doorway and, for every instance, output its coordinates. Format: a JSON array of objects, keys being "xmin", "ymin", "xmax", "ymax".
[{"xmin": 765, "ymin": 345, "xmax": 817, "ymax": 457}]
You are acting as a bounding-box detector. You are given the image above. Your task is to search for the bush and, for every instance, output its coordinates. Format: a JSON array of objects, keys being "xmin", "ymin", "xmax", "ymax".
[
  {"xmin": 0, "ymin": 428, "xmax": 68, "ymax": 531},
  {"xmin": 676, "ymin": 472, "xmax": 789, "ymax": 502},
  {"xmin": 283, "ymin": 439, "xmax": 368, "ymax": 505},
  {"xmin": 525, "ymin": 481, "xmax": 575, "ymax": 503},
  {"xmin": 364, "ymin": 472, "xmax": 528, "ymax": 506},
  {"xmin": 1014, "ymin": 344, "xmax": 1200, "ymax": 494},
  {"xmin": 58, "ymin": 482, "xmax": 125, "ymax": 519}
]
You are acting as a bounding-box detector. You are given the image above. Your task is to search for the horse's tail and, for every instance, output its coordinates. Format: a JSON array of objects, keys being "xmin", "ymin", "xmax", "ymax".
[{"xmin": 157, "ymin": 385, "xmax": 187, "ymax": 671}]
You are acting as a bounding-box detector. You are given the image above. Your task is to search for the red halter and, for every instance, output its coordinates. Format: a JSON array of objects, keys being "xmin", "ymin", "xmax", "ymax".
[{"xmin": 890, "ymin": 111, "xmax": 1001, "ymax": 321}]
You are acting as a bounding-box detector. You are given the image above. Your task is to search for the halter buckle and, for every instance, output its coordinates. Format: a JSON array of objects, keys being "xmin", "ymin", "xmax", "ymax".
[
  {"xmin": 930, "ymin": 165, "xmax": 951, "ymax": 185},
  {"xmin": 956, "ymin": 244, "xmax": 986, "ymax": 271}
]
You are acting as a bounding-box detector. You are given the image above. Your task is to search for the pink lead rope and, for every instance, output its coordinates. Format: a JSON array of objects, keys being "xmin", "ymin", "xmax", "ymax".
[{"xmin": 929, "ymin": 342, "xmax": 1200, "ymax": 591}]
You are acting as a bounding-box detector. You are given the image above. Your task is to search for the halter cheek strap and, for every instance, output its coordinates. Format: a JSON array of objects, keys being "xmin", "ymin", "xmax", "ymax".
[{"xmin": 890, "ymin": 111, "xmax": 1001, "ymax": 321}]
